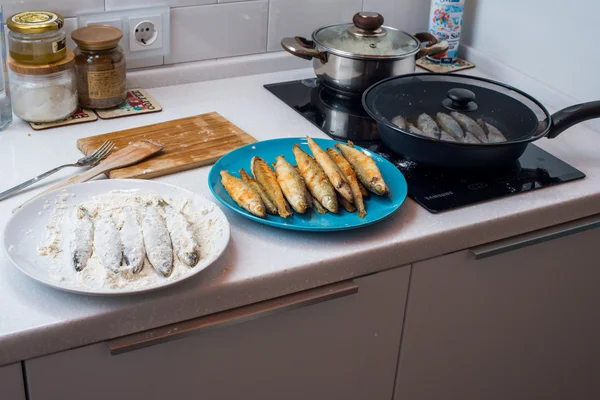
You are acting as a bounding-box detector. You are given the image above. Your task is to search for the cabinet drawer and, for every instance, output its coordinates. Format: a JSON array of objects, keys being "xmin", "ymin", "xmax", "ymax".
[
  {"xmin": 0, "ymin": 363, "xmax": 26, "ymax": 400},
  {"xmin": 26, "ymin": 267, "xmax": 410, "ymax": 400},
  {"xmin": 395, "ymin": 217, "xmax": 600, "ymax": 400}
]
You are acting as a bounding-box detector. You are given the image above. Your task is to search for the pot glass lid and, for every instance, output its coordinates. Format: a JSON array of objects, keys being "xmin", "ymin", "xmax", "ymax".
[
  {"xmin": 363, "ymin": 73, "xmax": 551, "ymax": 143},
  {"xmin": 313, "ymin": 12, "xmax": 420, "ymax": 59}
]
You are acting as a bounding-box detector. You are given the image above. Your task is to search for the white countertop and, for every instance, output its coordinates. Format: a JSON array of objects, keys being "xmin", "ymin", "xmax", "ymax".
[{"xmin": 1, "ymin": 67, "xmax": 599, "ymax": 366}]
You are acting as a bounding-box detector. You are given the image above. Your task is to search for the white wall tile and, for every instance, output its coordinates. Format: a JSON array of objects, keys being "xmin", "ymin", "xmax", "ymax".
[
  {"xmin": 63, "ymin": 18, "xmax": 78, "ymax": 51},
  {"xmin": 218, "ymin": 0, "xmax": 250, "ymax": 3},
  {"xmin": 165, "ymin": 1, "xmax": 268, "ymax": 64},
  {"xmin": 363, "ymin": 0, "xmax": 429, "ymax": 34},
  {"xmin": 2, "ymin": 0, "xmax": 104, "ymax": 19},
  {"xmin": 106, "ymin": 0, "xmax": 215, "ymax": 11},
  {"xmin": 267, "ymin": 0, "xmax": 363, "ymax": 52}
]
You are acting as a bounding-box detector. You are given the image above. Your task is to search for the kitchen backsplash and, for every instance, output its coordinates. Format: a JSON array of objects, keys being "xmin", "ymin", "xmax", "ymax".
[{"xmin": 2, "ymin": 0, "xmax": 430, "ymax": 70}]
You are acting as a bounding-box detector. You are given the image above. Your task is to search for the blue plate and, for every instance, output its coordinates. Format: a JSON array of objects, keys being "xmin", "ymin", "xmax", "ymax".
[{"xmin": 208, "ymin": 138, "xmax": 407, "ymax": 232}]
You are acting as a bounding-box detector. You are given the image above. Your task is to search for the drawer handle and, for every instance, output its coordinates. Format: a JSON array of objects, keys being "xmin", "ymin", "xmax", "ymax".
[
  {"xmin": 471, "ymin": 215, "xmax": 600, "ymax": 260},
  {"xmin": 108, "ymin": 280, "xmax": 359, "ymax": 355}
]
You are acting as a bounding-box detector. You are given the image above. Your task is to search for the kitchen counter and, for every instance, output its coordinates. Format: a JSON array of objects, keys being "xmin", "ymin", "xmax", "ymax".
[{"xmin": 1, "ymin": 67, "xmax": 599, "ymax": 366}]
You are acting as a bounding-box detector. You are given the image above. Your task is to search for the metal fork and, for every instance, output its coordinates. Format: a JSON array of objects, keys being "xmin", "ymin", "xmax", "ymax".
[{"xmin": 0, "ymin": 141, "xmax": 115, "ymax": 201}]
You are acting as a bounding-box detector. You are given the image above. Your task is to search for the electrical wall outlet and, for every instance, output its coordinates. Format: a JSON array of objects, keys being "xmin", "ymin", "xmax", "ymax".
[
  {"xmin": 129, "ymin": 15, "xmax": 163, "ymax": 52},
  {"xmin": 77, "ymin": 6, "xmax": 170, "ymax": 60}
]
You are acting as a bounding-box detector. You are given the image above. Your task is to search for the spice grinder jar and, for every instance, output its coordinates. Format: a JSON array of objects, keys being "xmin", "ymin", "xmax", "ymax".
[
  {"xmin": 7, "ymin": 11, "xmax": 67, "ymax": 65},
  {"xmin": 71, "ymin": 25, "xmax": 126, "ymax": 109},
  {"xmin": 8, "ymin": 50, "xmax": 77, "ymax": 123}
]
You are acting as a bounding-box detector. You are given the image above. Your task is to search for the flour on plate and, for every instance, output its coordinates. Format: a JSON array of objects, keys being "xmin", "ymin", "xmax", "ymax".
[{"xmin": 38, "ymin": 190, "xmax": 224, "ymax": 290}]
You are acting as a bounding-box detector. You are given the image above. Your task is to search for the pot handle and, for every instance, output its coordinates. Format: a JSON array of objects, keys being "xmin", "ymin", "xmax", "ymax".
[
  {"xmin": 414, "ymin": 32, "xmax": 449, "ymax": 59},
  {"xmin": 281, "ymin": 37, "xmax": 327, "ymax": 63},
  {"xmin": 547, "ymin": 100, "xmax": 600, "ymax": 138}
]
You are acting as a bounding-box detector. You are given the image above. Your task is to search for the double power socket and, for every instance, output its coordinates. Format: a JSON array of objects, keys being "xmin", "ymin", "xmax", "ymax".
[{"xmin": 77, "ymin": 6, "xmax": 170, "ymax": 60}]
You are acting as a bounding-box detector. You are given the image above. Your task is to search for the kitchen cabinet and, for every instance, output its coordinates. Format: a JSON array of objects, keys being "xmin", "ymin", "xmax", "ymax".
[
  {"xmin": 0, "ymin": 363, "xmax": 26, "ymax": 400},
  {"xmin": 25, "ymin": 266, "xmax": 410, "ymax": 400},
  {"xmin": 395, "ymin": 215, "xmax": 600, "ymax": 400}
]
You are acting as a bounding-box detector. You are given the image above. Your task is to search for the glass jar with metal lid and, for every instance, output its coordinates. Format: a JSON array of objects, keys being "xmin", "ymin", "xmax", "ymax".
[
  {"xmin": 6, "ymin": 11, "xmax": 67, "ymax": 65},
  {"xmin": 71, "ymin": 25, "xmax": 126, "ymax": 109}
]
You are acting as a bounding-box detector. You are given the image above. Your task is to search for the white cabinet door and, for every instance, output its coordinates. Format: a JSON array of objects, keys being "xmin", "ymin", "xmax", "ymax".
[
  {"xmin": 395, "ymin": 216, "xmax": 600, "ymax": 400},
  {"xmin": 0, "ymin": 363, "xmax": 26, "ymax": 400},
  {"xmin": 26, "ymin": 266, "xmax": 410, "ymax": 400}
]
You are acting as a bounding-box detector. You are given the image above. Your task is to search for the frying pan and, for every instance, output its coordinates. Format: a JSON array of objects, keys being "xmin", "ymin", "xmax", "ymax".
[{"xmin": 362, "ymin": 73, "xmax": 600, "ymax": 168}]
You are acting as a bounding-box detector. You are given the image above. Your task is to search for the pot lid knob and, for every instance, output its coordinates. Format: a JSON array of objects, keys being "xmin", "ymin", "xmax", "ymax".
[
  {"xmin": 443, "ymin": 88, "xmax": 478, "ymax": 111},
  {"xmin": 349, "ymin": 12, "xmax": 386, "ymax": 37}
]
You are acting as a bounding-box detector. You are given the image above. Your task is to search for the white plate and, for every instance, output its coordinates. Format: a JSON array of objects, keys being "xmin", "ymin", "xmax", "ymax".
[{"xmin": 3, "ymin": 179, "xmax": 230, "ymax": 296}]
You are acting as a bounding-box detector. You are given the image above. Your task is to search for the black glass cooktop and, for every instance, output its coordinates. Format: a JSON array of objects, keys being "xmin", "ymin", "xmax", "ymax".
[{"xmin": 264, "ymin": 78, "xmax": 586, "ymax": 213}]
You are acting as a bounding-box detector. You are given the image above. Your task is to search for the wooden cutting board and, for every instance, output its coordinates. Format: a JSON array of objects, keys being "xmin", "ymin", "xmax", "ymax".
[{"xmin": 77, "ymin": 112, "xmax": 256, "ymax": 179}]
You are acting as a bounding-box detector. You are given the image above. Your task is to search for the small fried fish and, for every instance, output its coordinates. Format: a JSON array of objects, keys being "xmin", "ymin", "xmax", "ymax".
[
  {"xmin": 71, "ymin": 206, "xmax": 93, "ymax": 272},
  {"xmin": 335, "ymin": 141, "xmax": 388, "ymax": 196},
  {"xmin": 327, "ymin": 148, "xmax": 366, "ymax": 218},
  {"xmin": 220, "ymin": 170, "xmax": 266, "ymax": 218},
  {"xmin": 436, "ymin": 113, "xmax": 464, "ymax": 141},
  {"xmin": 251, "ymin": 157, "xmax": 292, "ymax": 218},
  {"xmin": 240, "ymin": 168, "xmax": 277, "ymax": 215},
  {"xmin": 142, "ymin": 204, "xmax": 173, "ymax": 277},
  {"xmin": 408, "ymin": 123, "xmax": 435, "ymax": 139},
  {"xmin": 391, "ymin": 115, "xmax": 407, "ymax": 130},
  {"xmin": 293, "ymin": 144, "xmax": 338, "ymax": 213},
  {"xmin": 310, "ymin": 193, "xmax": 327, "ymax": 214},
  {"xmin": 477, "ymin": 119, "xmax": 508, "ymax": 143},
  {"xmin": 463, "ymin": 131, "xmax": 482, "ymax": 144},
  {"xmin": 119, "ymin": 207, "xmax": 145, "ymax": 273},
  {"xmin": 417, "ymin": 113, "xmax": 441, "ymax": 139},
  {"xmin": 338, "ymin": 193, "xmax": 356, "ymax": 213},
  {"xmin": 358, "ymin": 181, "xmax": 369, "ymax": 198},
  {"xmin": 440, "ymin": 131, "xmax": 458, "ymax": 142},
  {"xmin": 306, "ymin": 136, "xmax": 353, "ymax": 202},
  {"xmin": 274, "ymin": 155, "xmax": 309, "ymax": 214},
  {"xmin": 451, "ymin": 112, "xmax": 488, "ymax": 143},
  {"xmin": 93, "ymin": 214, "xmax": 123, "ymax": 273},
  {"xmin": 161, "ymin": 201, "xmax": 201, "ymax": 267}
]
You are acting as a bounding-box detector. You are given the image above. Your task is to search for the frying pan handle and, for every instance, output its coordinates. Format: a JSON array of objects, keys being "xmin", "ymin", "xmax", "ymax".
[{"xmin": 548, "ymin": 100, "xmax": 600, "ymax": 138}]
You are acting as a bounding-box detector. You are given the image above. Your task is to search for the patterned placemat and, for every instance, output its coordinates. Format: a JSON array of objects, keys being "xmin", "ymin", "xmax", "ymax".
[
  {"xmin": 417, "ymin": 57, "xmax": 475, "ymax": 73},
  {"xmin": 95, "ymin": 89, "xmax": 162, "ymax": 119},
  {"xmin": 29, "ymin": 107, "xmax": 97, "ymax": 130}
]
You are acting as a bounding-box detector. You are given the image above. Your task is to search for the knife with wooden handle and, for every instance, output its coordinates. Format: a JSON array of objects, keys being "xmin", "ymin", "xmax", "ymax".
[{"xmin": 14, "ymin": 140, "xmax": 163, "ymax": 213}]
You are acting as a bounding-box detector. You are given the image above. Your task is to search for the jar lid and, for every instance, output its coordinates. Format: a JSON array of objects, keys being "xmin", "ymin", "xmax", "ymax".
[
  {"xmin": 312, "ymin": 12, "xmax": 420, "ymax": 60},
  {"xmin": 362, "ymin": 73, "xmax": 551, "ymax": 144},
  {"xmin": 7, "ymin": 11, "xmax": 64, "ymax": 34},
  {"xmin": 8, "ymin": 49, "xmax": 75, "ymax": 75},
  {"xmin": 71, "ymin": 26, "xmax": 123, "ymax": 51}
]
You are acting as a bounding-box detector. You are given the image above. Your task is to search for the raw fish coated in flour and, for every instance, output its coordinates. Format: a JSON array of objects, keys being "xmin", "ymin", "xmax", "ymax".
[
  {"xmin": 436, "ymin": 112, "xmax": 464, "ymax": 141},
  {"xmin": 119, "ymin": 207, "xmax": 145, "ymax": 273},
  {"xmin": 142, "ymin": 204, "xmax": 174, "ymax": 277},
  {"xmin": 161, "ymin": 201, "xmax": 201, "ymax": 267},
  {"xmin": 71, "ymin": 206, "xmax": 94, "ymax": 272},
  {"xmin": 451, "ymin": 112, "xmax": 488, "ymax": 143},
  {"xmin": 93, "ymin": 214, "xmax": 123, "ymax": 273},
  {"xmin": 417, "ymin": 113, "xmax": 441, "ymax": 139}
]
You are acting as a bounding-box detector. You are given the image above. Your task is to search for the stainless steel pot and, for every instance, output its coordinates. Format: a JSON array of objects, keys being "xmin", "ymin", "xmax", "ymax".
[{"xmin": 282, "ymin": 12, "xmax": 448, "ymax": 95}]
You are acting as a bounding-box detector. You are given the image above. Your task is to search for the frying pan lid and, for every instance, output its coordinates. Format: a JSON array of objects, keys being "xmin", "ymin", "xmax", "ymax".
[{"xmin": 363, "ymin": 73, "xmax": 551, "ymax": 143}]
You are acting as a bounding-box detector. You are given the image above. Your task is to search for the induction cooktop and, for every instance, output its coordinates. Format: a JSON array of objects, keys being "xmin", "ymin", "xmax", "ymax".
[{"xmin": 264, "ymin": 78, "xmax": 585, "ymax": 213}]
